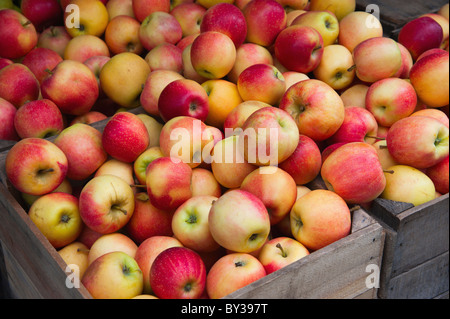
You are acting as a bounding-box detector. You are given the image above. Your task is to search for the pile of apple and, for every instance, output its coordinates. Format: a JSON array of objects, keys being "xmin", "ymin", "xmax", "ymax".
[{"xmin": 0, "ymin": 0, "xmax": 449, "ymax": 299}]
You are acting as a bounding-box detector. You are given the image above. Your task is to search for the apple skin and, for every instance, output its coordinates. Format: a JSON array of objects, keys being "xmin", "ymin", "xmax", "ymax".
[
  {"xmin": 291, "ymin": 10, "xmax": 339, "ymax": 47},
  {"xmin": 411, "ymin": 108, "xmax": 449, "ymax": 128},
  {"xmin": 41, "ymin": 60, "xmax": 99, "ymax": 116},
  {"xmin": 208, "ymin": 189, "xmax": 271, "ymax": 253},
  {"xmin": 140, "ymin": 69, "xmax": 184, "ymax": 116},
  {"xmin": 64, "ymin": 35, "xmax": 110, "ymax": 63},
  {"xmin": 158, "ymin": 79, "xmax": 210, "ymax": 122},
  {"xmin": 125, "ymin": 192, "xmax": 174, "ymax": 244},
  {"xmin": 64, "ymin": 0, "xmax": 109, "ymax": 38},
  {"xmin": 290, "ymin": 189, "xmax": 351, "ymax": 251},
  {"xmin": 426, "ymin": 156, "xmax": 449, "ymax": 195},
  {"xmin": 70, "ymin": 111, "xmax": 108, "ymax": 126},
  {"xmin": 239, "ymin": 106, "xmax": 300, "ymax": 166},
  {"xmin": 14, "ymin": 99, "xmax": 65, "ymax": 139},
  {"xmin": 28, "ymin": 192, "xmax": 83, "ymax": 249},
  {"xmin": 321, "ymin": 142, "xmax": 386, "ymax": 204},
  {"xmin": 409, "ymin": 49, "xmax": 449, "ymax": 108},
  {"xmin": 200, "ymin": 2, "xmax": 247, "ymax": 48},
  {"xmin": 37, "ymin": 26, "xmax": 72, "ymax": 58},
  {"xmin": 132, "ymin": 0, "xmax": 171, "ymax": 23},
  {"xmin": 150, "ymin": 247, "xmax": 207, "ymax": 299},
  {"xmin": 340, "ymin": 84, "xmax": 369, "ymax": 108},
  {"xmin": 134, "ymin": 236, "xmax": 183, "ymax": 294},
  {"xmin": 190, "ymin": 31, "xmax": 237, "ymax": 80},
  {"xmin": 106, "ymin": 0, "xmax": 136, "ymax": 20},
  {"xmin": 87, "ymin": 232, "xmax": 138, "ymax": 265},
  {"xmin": 146, "ymin": 156, "xmax": 193, "ymax": 211},
  {"xmin": 145, "ymin": 43, "xmax": 183, "ymax": 73},
  {"xmin": 223, "ymin": 100, "xmax": 270, "ymax": 131},
  {"xmin": 206, "ymin": 252, "xmax": 266, "ymax": 299},
  {"xmin": 274, "ymin": 25, "xmax": 324, "ymax": 74},
  {"xmin": 381, "ymin": 165, "xmax": 436, "ymax": 206},
  {"xmin": 101, "ymin": 112, "xmax": 150, "ymax": 163},
  {"xmin": 279, "ymin": 79, "xmax": 345, "ymax": 142},
  {"xmin": 0, "ymin": 9, "xmax": 38, "ymax": 60},
  {"xmin": 338, "ymin": 11, "xmax": 383, "ymax": 53},
  {"xmin": 133, "ymin": 147, "xmax": 164, "ymax": 185},
  {"xmin": 139, "ymin": 11, "xmax": 182, "ymax": 51},
  {"xmin": 309, "ymin": 0, "xmax": 355, "ymax": 21},
  {"xmin": 170, "ymin": 3, "xmax": 206, "ymax": 37},
  {"xmin": 352, "ymin": 37, "xmax": 403, "ymax": 83},
  {"xmin": 54, "ymin": 123, "xmax": 108, "ymax": 181},
  {"xmin": 105, "ymin": 15, "xmax": 143, "ymax": 55},
  {"xmin": 241, "ymin": 166, "xmax": 298, "ymax": 225},
  {"xmin": 0, "ymin": 63, "xmax": 40, "ymax": 109},
  {"xmin": 327, "ymin": 106, "xmax": 378, "ymax": 145},
  {"xmin": 5, "ymin": 138, "xmax": 68, "ymax": 196},
  {"xmin": 191, "ymin": 167, "xmax": 222, "ymax": 198},
  {"xmin": 258, "ymin": 237, "xmax": 310, "ymax": 275},
  {"xmin": 243, "ymin": 0, "xmax": 286, "ymax": 47},
  {"xmin": 237, "ymin": 63, "xmax": 286, "ymax": 106},
  {"xmin": 365, "ymin": 78, "xmax": 418, "ymax": 127},
  {"xmin": 79, "ymin": 174, "xmax": 135, "ymax": 234},
  {"xmin": 279, "ymin": 134, "xmax": 323, "ymax": 185},
  {"xmin": 386, "ymin": 115, "xmax": 449, "ymax": 169},
  {"xmin": 82, "ymin": 251, "xmax": 143, "ymax": 299},
  {"xmin": 398, "ymin": 16, "xmax": 444, "ymax": 61},
  {"xmin": 172, "ymin": 195, "xmax": 220, "ymax": 253},
  {"xmin": 0, "ymin": 98, "xmax": 19, "ymax": 141},
  {"xmin": 210, "ymin": 135, "xmax": 258, "ymax": 189},
  {"xmin": 21, "ymin": 47, "xmax": 63, "ymax": 85},
  {"xmin": 0, "ymin": 58, "xmax": 14, "ymax": 70}
]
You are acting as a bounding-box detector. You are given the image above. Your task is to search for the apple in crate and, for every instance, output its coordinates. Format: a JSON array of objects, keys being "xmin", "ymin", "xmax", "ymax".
[
  {"xmin": 290, "ymin": 189, "xmax": 351, "ymax": 251},
  {"xmin": 95, "ymin": 159, "xmax": 135, "ymax": 189},
  {"xmin": 206, "ymin": 253, "xmax": 266, "ymax": 299},
  {"xmin": 88, "ymin": 233, "xmax": 138, "ymax": 265},
  {"xmin": 365, "ymin": 77, "xmax": 417, "ymax": 127},
  {"xmin": 258, "ymin": 237, "xmax": 310, "ymax": 275},
  {"xmin": 241, "ymin": 166, "xmax": 297, "ymax": 225},
  {"xmin": 0, "ymin": 63, "xmax": 40, "ymax": 109},
  {"xmin": 170, "ymin": 3, "xmax": 206, "ymax": 37},
  {"xmin": 321, "ymin": 142, "xmax": 386, "ymax": 204},
  {"xmin": 386, "ymin": 115, "xmax": 449, "ymax": 169},
  {"xmin": 309, "ymin": 0, "xmax": 356, "ymax": 21},
  {"xmin": 82, "ymin": 251, "xmax": 143, "ymax": 299},
  {"xmin": 134, "ymin": 236, "xmax": 183, "ymax": 294},
  {"xmin": 64, "ymin": 0, "xmax": 109, "ymax": 38},
  {"xmin": 21, "ymin": 47, "xmax": 63, "ymax": 85},
  {"xmin": 139, "ymin": 11, "xmax": 182, "ymax": 51},
  {"xmin": 146, "ymin": 156, "xmax": 193, "ymax": 211},
  {"xmin": 209, "ymin": 189, "xmax": 270, "ymax": 254},
  {"xmin": 279, "ymin": 79, "xmax": 345, "ymax": 142},
  {"xmin": 54, "ymin": 123, "xmax": 108, "ymax": 181},
  {"xmin": 63, "ymin": 34, "xmax": 110, "ymax": 63},
  {"xmin": 274, "ymin": 25, "xmax": 324, "ymax": 74},
  {"xmin": 79, "ymin": 174, "xmax": 135, "ymax": 234},
  {"xmin": 398, "ymin": 16, "xmax": 443, "ymax": 61},
  {"xmin": 37, "ymin": 26, "xmax": 71, "ymax": 58},
  {"xmin": 291, "ymin": 10, "xmax": 339, "ymax": 47},
  {"xmin": 5, "ymin": 138, "xmax": 68, "ymax": 196},
  {"xmin": 150, "ymin": 247, "xmax": 206, "ymax": 299},
  {"xmin": 381, "ymin": 165, "xmax": 436, "ymax": 206},
  {"xmin": 243, "ymin": 0, "xmax": 286, "ymax": 47},
  {"xmin": 58, "ymin": 241, "xmax": 90, "ymax": 281},
  {"xmin": 101, "ymin": 112, "xmax": 149, "ymax": 163},
  {"xmin": 106, "ymin": 0, "xmax": 137, "ymax": 20},
  {"xmin": 0, "ymin": 98, "xmax": 19, "ymax": 141},
  {"xmin": 0, "ymin": 9, "xmax": 38, "ymax": 60},
  {"xmin": 426, "ymin": 156, "xmax": 449, "ymax": 195},
  {"xmin": 190, "ymin": 31, "xmax": 236, "ymax": 80},
  {"xmin": 352, "ymin": 37, "xmax": 403, "ymax": 83},
  {"xmin": 409, "ymin": 49, "xmax": 449, "ymax": 108},
  {"xmin": 132, "ymin": 0, "xmax": 170, "ymax": 23},
  {"xmin": 29, "ymin": 192, "xmax": 83, "ymax": 249}
]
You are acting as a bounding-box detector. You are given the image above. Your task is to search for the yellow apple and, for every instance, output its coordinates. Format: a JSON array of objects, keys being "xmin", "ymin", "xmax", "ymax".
[
  {"xmin": 58, "ymin": 241, "xmax": 90, "ymax": 281},
  {"xmin": 338, "ymin": 11, "xmax": 383, "ymax": 52},
  {"xmin": 309, "ymin": 0, "xmax": 356, "ymax": 21},
  {"xmin": 291, "ymin": 10, "xmax": 340, "ymax": 47},
  {"xmin": 340, "ymin": 84, "xmax": 369, "ymax": 108},
  {"xmin": 64, "ymin": 0, "xmax": 109, "ymax": 37}
]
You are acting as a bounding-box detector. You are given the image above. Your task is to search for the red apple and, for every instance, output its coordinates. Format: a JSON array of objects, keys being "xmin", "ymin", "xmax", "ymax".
[
  {"xmin": 243, "ymin": 0, "xmax": 286, "ymax": 47},
  {"xmin": 101, "ymin": 112, "xmax": 150, "ymax": 163},
  {"xmin": 41, "ymin": 60, "xmax": 99, "ymax": 116},
  {"xmin": 144, "ymin": 43, "xmax": 183, "ymax": 73},
  {"xmin": 70, "ymin": 111, "xmax": 107, "ymax": 126},
  {"xmin": 132, "ymin": 0, "xmax": 171, "ymax": 22},
  {"xmin": 0, "ymin": 98, "xmax": 19, "ymax": 141},
  {"xmin": 398, "ymin": 16, "xmax": 444, "ymax": 61},
  {"xmin": 21, "ymin": 47, "xmax": 63, "ymax": 85},
  {"xmin": 0, "ymin": 63, "xmax": 40, "ymax": 109},
  {"xmin": 426, "ymin": 156, "xmax": 449, "ymax": 194},
  {"xmin": 170, "ymin": 3, "xmax": 206, "ymax": 37},
  {"xmin": 0, "ymin": 58, "xmax": 13, "ymax": 70},
  {"xmin": 274, "ymin": 25, "xmax": 324, "ymax": 73},
  {"xmin": 20, "ymin": 0, "xmax": 63, "ymax": 32},
  {"xmin": 14, "ymin": 99, "xmax": 64, "ymax": 139},
  {"xmin": 279, "ymin": 134, "xmax": 322, "ymax": 185},
  {"xmin": 105, "ymin": 15, "xmax": 143, "ymax": 55},
  {"xmin": 150, "ymin": 247, "xmax": 206, "ymax": 299},
  {"xmin": 158, "ymin": 78, "xmax": 210, "ymax": 122},
  {"xmin": 321, "ymin": 142, "xmax": 386, "ymax": 204},
  {"xmin": 125, "ymin": 192, "xmax": 174, "ymax": 244},
  {"xmin": 200, "ymin": 2, "xmax": 247, "ymax": 48},
  {"xmin": 0, "ymin": 9, "xmax": 38, "ymax": 60},
  {"xmin": 411, "ymin": 108, "xmax": 449, "ymax": 128},
  {"xmin": 37, "ymin": 26, "xmax": 72, "ymax": 58},
  {"xmin": 139, "ymin": 11, "xmax": 183, "ymax": 51}
]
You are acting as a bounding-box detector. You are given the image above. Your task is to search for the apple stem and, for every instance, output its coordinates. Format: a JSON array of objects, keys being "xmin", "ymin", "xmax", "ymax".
[
  {"xmin": 77, "ymin": 248, "xmax": 90, "ymax": 253},
  {"xmin": 378, "ymin": 144, "xmax": 388, "ymax": 149},
  {"xmin": 383, "ymin": 170, "xmax": 395, "ymax": 174},
  {"xmin": 276, "ymin": 243, "xmax": 288, "ymax": 258},
  {"xmin": 44, "ymin": 68, "xmax": 54, "ymax": 75},
  {"xmin": 38, "ymin": 168, "xmax": 54, "ymax": 174},
  {"xmin": 112, "ymin": 205, "xmax": 128, "ymax": 215},
  {"xmin": 130, "ymin": 184, "xmax": 146, "ymax": 188},
  {"xmin": 347, "ymin": 65, "xmax": 356, "ymax": 72},
  {"xmin": 366, "ymin": 136, "xmax": 385, "ymax": 140},
  {"xmin": 22, "ymin": 20, "xmax": 32, "ymax": 27},
  {"xmin": 349, "ymin": 205, "xmax": 361, "ymax": 212}
]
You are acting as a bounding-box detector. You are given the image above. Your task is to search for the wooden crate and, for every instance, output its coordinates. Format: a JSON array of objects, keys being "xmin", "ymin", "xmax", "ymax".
[
  {"xmin": 0, "ymin": 113, "xmax": 386, "ymax": 299},
  {"xmin": 369, "ymin": 195, "xmax": 449, "ymax": 299}
]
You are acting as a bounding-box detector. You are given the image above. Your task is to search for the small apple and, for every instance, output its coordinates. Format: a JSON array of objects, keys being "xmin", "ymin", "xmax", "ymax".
[
  {"xmin": 223, "ymin": 100, "xmax": 269, "ymax": 131},
  {"xmin": 21, "ymin": 47, "xmax": 63, "ymax": 85},
  {"xmin": 37, "ymin": 26, "xmax": 72, "ymax": 58},
  {"xmin": 338, "ymin": 11, "xmax": 383, "ymax": 52},
  {"xmin": 88, "ymin": 233, "xmax": 138, "ymax": 265},
  {"xmin": 426, "ymin": 156, "xmax": 449, "ymax": 195},
  {"xmin": 132, "ymin": 0, "xmax": 170, "ymax": 23},
  {"xmin": 64, "ymin": 0, "xmax": 109, "ymax": 38},
  {"xmin": 29, "ymin": 192, "xmax": 83, "ymax": 249},
  {"xmin": 136, "ymin": 114, "xmax": 164, "ymax": 148},
  {"xmin": 82, "ymin": 251, "xmax": 143, "ymax": 299},
  {"xmin": 133, "ymin": 147, "xmax": 164, "ymax": 185},
  {"xmin": 291, "ymin": 10, "xmax": 339, "ymax": 47},
  {"xmin": 21, "ymin": 0, "xmax": 62, "ymax": 31},
  {"xmin": 106, "ymin": 0, "xmax": 136, "ymax": 20},
  {"xmin": 191, "ymin": 167, "xmax": 222, "ymax": 198},
  {"xmin": 411, "ymin": 108, "xmax": 449, "ymax": 128},
  {"xmin": 105, "ymin": 15, "xmax": 143, "ymax": 55},
  {"xmin": 5, "ymin": 138, "xmax": 68, "ymax": 196},
  {"xmin": 79, "ymin": 174, "xmax": 135, "ymax": 234},
  {"xmin": 170, "ymin": 3, "xmax": 206, "ymax": 37},
  {"xmin": 308, "ymin": 0, "xmax": 355, "ymax": 21},
  {"xmin": 0, "ymin": 63, "xmax": 40, "ymax": 109},
  {"xmin": 70, "ymin": 111, "xmax": 108, "ymax": 126},
  {"xmin": 139, "ymin": 11, "xmax": 183, "ymax": 51},
  {"xmin": 145, "ymin": 43, "xmax": 183, "ymax": 73},
  {"xmin": 283, "ymin": 71, "xmax": 309, "ymax": 91},
  {"xmin": 0, "ymin": 98, "xmax": 19, "ymax": 141},
  {"xmin": 181, "ymin": 43, "xmax": 209, "ymax": 84},
  {"xmin": 58, "ymin": 241, "xmax": 90, "ymax": 281},
  {"xmin": 290, "ymin": 189, "xmax": 351, "ymax": 251},
  {"xmin": 340, "ymin": 84, "xmax": 369, "ymax": 108},
  {"xmin": 150, "ymin": 247, "xmax": 206, "ymax": 299}
]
